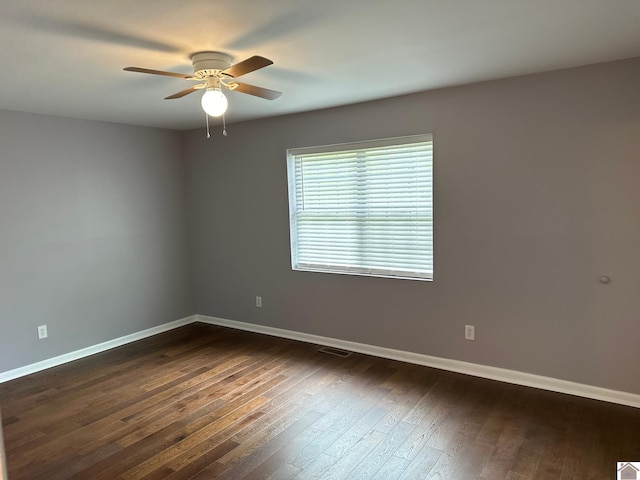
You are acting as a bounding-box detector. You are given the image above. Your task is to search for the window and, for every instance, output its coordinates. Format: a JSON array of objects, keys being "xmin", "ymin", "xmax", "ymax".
[{"xmin": 286, "ymin": 134, "xmax": 433, "ymax": 281}]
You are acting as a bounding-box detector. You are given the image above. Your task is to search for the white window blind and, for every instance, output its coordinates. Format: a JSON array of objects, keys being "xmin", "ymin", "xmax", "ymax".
[{"xmin": 287, "ymin": 134, "xmax": 433, "ymax": 281}]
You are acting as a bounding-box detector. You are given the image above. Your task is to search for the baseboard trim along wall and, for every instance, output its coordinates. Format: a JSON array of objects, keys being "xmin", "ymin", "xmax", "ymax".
[
  {"xmin": 0, "ymin": 316, "xmax": 196, "ymax": 384},
  {"xmin": 198, "ymin": 315, "xmax": 640, "ymax": 409},
  {"xmin": 1, "ymin": 314, "xmax": 639, "ymax": 409}
]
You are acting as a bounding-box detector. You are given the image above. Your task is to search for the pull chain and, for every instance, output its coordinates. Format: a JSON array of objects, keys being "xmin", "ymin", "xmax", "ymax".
[{"xmin": 204, "ymin": 112, "xmax": 228, "ymax": 139}]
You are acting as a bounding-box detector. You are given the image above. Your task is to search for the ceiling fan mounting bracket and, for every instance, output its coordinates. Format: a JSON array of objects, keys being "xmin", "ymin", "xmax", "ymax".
[{"xmin": 190, "ymin": 51, "xmax": 232, "ymax": 80}]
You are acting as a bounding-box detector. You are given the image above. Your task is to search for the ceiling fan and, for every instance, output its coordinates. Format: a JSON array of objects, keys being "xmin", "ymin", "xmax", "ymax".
[{"xmin": 124, "ymin": 51, "xmax": 282, "ymax": 118}]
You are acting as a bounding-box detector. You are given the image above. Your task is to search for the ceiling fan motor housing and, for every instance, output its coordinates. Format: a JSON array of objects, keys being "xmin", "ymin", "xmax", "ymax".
[{"xmin": 191, "ymin": 51, "xmax": 232, "ymax": 79}]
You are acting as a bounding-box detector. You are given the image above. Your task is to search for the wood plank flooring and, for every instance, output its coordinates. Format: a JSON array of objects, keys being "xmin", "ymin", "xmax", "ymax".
[
  {"xmin": 0, "ymin": 323, "xmax": 639, "ymax": 479},
  {"xmin": 0, "ymin": 407, "xmax": 5, "ymax": 480}
]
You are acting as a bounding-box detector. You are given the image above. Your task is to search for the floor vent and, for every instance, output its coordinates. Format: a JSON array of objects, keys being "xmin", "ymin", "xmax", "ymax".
[{"xmin": 318, "ymin": 346, "xmax": 352, "ymax": 357}]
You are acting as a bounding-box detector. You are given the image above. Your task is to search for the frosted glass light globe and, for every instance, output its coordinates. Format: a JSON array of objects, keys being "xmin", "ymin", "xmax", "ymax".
[{"xmin": 201, "ymin": 88, "xmax": 228, "ymax": 117}]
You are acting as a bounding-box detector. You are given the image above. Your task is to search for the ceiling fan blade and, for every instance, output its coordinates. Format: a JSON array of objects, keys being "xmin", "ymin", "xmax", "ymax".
[
  {"xmin": 222, "ymin": 56, "xmax": 273, "ymax": 78},
  {"xmin": 165, "ymin": 86, "xmax": 199, "ymax": 99},
  {"xmin": 124, "ymin": 66, "xmax": 191, "ymax": 79},
  {"xmin": 233, "ymin": 82, "xmax": 282, "ymax": 100}
]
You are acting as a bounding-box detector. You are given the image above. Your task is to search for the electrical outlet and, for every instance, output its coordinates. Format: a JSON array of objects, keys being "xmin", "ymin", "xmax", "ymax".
[
  {"xmin": 464, "ymin": 325, "xmax": 475, "ymax": 341},
  {"xmin": 37, "ymin": 325, "xmax": 48, "ymax": 340},
  {"xmin": 256, "ymin": 296, "xmax": 262, "ymax": 308}
]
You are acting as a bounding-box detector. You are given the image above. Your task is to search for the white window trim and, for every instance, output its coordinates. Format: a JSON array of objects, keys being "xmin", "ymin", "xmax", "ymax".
[{"xmin": 287, "ymin": 134, "xmax": 433, "ymax": 281}]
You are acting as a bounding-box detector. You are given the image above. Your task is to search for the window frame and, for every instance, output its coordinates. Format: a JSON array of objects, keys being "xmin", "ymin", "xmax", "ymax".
[{"xmin": 286, "ymin": 134, "xmax": 434, "ymax": 281}]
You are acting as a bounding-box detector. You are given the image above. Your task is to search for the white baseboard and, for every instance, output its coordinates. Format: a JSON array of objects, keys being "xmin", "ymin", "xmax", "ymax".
[
  {"xmin": 2, "ymin": 313, "xmax": 639, "ymax": 409},
  {"xmin": 197, "ymin": 315, "xmax": 640, "ymax": 409},
  {"xmin": 0, "ymin": 316, "xmax": 196, "ymax": 384}
]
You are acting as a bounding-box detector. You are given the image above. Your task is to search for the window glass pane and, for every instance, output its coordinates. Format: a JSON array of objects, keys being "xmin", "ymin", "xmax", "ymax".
[{"xmin": 287, "ymin": 134, "xmax": 433, "ymax": 281}]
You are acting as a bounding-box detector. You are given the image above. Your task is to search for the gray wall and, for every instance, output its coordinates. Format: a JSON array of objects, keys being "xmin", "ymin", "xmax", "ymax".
[
  {"xmin": 0, "ymin": 111, "xmax": 193, "ymax": 372},
  {"xmin": 1, "ymin": 57, "xmax": 638, "ymax": 395},
  {"xmin": 185, "ymin": 57, "xmax": 640, "ymax": 395}
]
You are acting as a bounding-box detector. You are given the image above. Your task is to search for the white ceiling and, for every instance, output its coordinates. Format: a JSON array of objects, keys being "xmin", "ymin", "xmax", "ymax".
[{"xmin": 1, "ymin": 0, "xmax": 640, "ymax": 130}]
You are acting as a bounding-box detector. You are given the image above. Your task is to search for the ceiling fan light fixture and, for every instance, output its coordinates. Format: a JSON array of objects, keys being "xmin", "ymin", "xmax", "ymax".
[
  {"xmin": 124, "ymin": 52, "xmax": 281, "ymax": 134},
  {"xmin": 201, "ymin": 87, "xmax": 228, "ymax": 117}
]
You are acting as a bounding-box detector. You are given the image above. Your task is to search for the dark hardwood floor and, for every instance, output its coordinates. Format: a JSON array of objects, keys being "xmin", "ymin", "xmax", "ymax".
[{"xmin": 0, "ymin": 323, "xmax": 639, "ymax": 479}]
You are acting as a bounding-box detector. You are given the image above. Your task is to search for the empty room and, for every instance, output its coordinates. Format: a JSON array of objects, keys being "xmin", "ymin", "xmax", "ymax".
[{"xmin": 1, "ymin": 1, "xmax": 640, "ymax": 479}]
